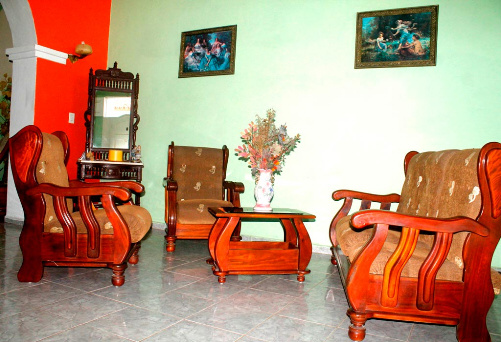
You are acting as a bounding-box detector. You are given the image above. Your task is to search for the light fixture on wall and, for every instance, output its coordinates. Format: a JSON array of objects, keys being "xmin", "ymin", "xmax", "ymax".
[{"xmin": 68, "ymin": 41, "xmax": 93, "ymax": 63}]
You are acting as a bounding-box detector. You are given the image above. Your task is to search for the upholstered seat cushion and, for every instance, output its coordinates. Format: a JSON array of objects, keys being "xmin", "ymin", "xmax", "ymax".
[
  {"xmin": 335, "ymin": 214, "xmax": 501, "ymax": 294},
  {"xmin": 45, "ymin": 205, "xmax": 152, "ymax": 243},
  {"xmin": 177, "ymin": 199, "xmax": 233, "ymax": 225}
]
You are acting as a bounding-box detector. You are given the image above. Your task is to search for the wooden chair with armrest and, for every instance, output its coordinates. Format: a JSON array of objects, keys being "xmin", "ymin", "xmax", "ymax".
[
  {"xmin": 163, "ymin": 141, "xmax": 244, "ymax": 252},
  {"xmin": 330, "ymin": 144, "xmax": 501, "ymax": 341},
  {"xmin": 9, "ymin": 125, "xmax": 152, "ymax": 286}
]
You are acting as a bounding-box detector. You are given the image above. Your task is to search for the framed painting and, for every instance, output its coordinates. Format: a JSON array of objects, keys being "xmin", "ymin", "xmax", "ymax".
[
  {"xmin": 355, "ymin": 5, "xmax": 438, "ymax": 69},
  {"xmin": 178, "ymin": 25, "xmax": 237, "ymax": 78}
]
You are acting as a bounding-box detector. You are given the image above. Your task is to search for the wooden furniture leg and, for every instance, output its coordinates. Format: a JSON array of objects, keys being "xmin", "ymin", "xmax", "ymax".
[
  {"xmin": 165, "ymin": 233, "xmax": 176, "ymax": 252},
  {"xmin": 110, "ymin": 263, "xmax": 127, "ymax": 286},
  {"xmin": 348, "ymin": 309, "xmax": 368, "ymax": 341},
  {"xmin": 212, "ymin": 217, "xmax": 240, "ymax": 283},
  {"xmin": 128, "ymin": 243, "xmax": 141, "ymax": 264},
  {"xmin": 294, "ymin": 218, "xmax": 313, "ymax": 282}
]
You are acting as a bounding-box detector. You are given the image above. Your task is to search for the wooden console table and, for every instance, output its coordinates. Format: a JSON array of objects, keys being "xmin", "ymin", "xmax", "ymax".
[
  {"xmin": 207, "ymin": 207, "xmax": 315, "ymax": 283},
  {"xmin": 76, "ymin": 159, "xmax": 144, "ymax": 204}
]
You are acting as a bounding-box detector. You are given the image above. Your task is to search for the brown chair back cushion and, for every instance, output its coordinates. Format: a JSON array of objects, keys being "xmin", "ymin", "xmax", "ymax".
[
  {"xmin": 36, "ymin": 133, "xmax": 72, "ymax": 228},
  {"xmin": 396, "ymin": 149, "xmax": 481, "ymax": 268},
  {"xmin": 172, "ymin": 146, "xmax": 224, "ymax": 201}
]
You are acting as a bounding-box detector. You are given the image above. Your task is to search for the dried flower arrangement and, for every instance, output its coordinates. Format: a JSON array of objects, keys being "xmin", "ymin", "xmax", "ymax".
[
  {"xmin": 235, "ymin": 109, "xmax": 300, "ymax": 182},
  {"xmin": 0, "ymin": 73, "xmax": 11, "ymax": 135}
]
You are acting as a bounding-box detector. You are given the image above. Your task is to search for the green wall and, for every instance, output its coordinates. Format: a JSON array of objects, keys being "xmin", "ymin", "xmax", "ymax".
[{"xmin": 108, "ymin": 0, "xmax": 501, "ymax": 267}]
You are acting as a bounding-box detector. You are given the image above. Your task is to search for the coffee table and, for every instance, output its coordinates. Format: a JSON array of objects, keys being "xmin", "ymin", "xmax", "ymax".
[{"xmin": 207, "ymin": 207, "xmax": 315, "ymax": 283}]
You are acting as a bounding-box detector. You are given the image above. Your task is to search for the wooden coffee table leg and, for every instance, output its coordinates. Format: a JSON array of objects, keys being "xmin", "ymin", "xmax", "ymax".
[
  {"xmin": 294, "ymin": 218, "xmax": 312, "ymax": 280},
  {"xmin": 281, "ymin": 218, "xmax": 298, "ymax": 245},
  {"xmin": 218, "ymin": 274, "xmax": 227, "ymax": 283},
  {"xmin": 213, "ymin": 217, "xmax": 240, "ymax": 282},
  {"xmin": 208, "ymin": 217, "xmax": 229, "ymax": 265},
  {"xmin": 297, "ymin": 272, "xmax": 307, "ymax": 282}
]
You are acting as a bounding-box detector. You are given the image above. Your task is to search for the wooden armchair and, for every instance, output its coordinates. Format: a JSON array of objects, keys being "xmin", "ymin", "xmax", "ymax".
[
  {"xmin": 164, "ymin": 142, "xmax": 244, "ymax": 252},
  {"xmin": 330, "ymin": 144, "xmax": 501, "ymax": 342},
  {"xmin": 9, "ymin": 125, "xmax": 152, "ymax": 286}
]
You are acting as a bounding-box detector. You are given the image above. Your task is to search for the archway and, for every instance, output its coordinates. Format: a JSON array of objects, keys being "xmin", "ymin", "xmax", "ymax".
[{"xmin": 0, "ymin": 0, "xmax": 37, "ymax": 220}]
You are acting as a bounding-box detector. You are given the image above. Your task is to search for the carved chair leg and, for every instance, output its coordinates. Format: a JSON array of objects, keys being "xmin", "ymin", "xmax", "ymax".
[
  {"xmin": 331, "ymin": 255, "xmax": 338, "ymax": 265},
  {"xmin": 110, "ymin": 263, "xmax": 127, "ymax": 286},
  {"xmin": 165, "ymin": 235, "xmax": 176, "ymax": 252},
  {"xmin": 330, "ymin": 246, "xmax": 338, "ymax": 265},
  {"xmin": 348, "ymin": 309, "xmax": 367, "ymax": 341},
  {"xmin": 17, "ymin": 227, "xmax": 44, "ymax": 282},
  {"xmin": 128, "ymin": 243, "xmax": 141, "ymax": 265},
  {"xmin": 17, "ymin": 258, "xmax": 44, "ymax": 283},
  {"xmin": 456, "ymin": 309, "xmax": 491, "ymax": 341}
]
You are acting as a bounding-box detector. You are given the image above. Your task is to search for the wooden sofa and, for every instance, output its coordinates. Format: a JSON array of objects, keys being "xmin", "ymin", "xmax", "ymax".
[{"xmin": 330, "ymin": 144, "xmax": 501, "ymax": 341}]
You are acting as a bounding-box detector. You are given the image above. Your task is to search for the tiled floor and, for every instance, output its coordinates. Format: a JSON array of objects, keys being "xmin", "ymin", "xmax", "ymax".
[{"xmin": 0, "ymin": 221, "xmax": 500, "ymax": 342}]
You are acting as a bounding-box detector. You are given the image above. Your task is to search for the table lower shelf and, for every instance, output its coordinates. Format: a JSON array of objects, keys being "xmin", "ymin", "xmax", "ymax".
[{"xmin": 210, "ymin": 241, "xmax": 311, "ymax": 283}]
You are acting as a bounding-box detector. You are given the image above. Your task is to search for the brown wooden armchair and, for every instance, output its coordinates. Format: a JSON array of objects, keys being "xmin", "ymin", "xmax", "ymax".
[
  {"xmin": 10, "ymin": 125, "xmax": 152, "ymax": 286},
  {"xmin": 330, "ymin": 144, "xmax": 501, "ymax": 342},
  {"xmin": 164, "ymin": 142, "xmax": 244, "ymax": 252}
]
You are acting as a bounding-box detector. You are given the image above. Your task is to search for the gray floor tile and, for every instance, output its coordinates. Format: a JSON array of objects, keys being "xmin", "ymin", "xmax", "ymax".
[
  {"xmin": 134, "ymin": 289, "xmax": 215, "ymax": 318},
  {"xmin": 0, "ymin": 270, "xmax": 47, "ymax": 294},
  {"xmin": 363, "ymin": 319, "xmax": 413, "ymax": 341},
  {"xmin": 299, "ymin": 284, "xmax": 348, "ymax": 307},
  {"xmin": 3, "ymin": 282, "xmax": 83, "ymax": 314},
  {"xmin": 40, "ymin": 324, "xmax": 131, "ymax": 342},
  {"xmin": 144, "ymin": 320, "xmax": 242, "ymax": 341},
  {"xmin": 88, "ymin": 306, "xmax": 181, "ymax": 341},
  {"xmin": 250, "ymin": 276, "xmax": 317, "ymax": 297},
  {"xmin": 1, "ymin": 223, "xmax": 500, "ymax": 342},
  {"xmin": 408, "ymin": 322, "xmax": 457, "ymax": 342},
  {"xmin": 42, "ymin": 293, "xmax": 128, "ymax": 327},
  {"xmin": 189, "ymin": 301, "xmax": 272, "ymax": 334},
  {"xmin": 235, "ymin": 336, "xmax": 268, "ymax": 342},
  {"xmin": 0, "ymin": 311, "xmax": 74, "ymax": 342},
  {"xmin": 247, "ymin": 315, "xmax": 335, "ymax": 342},
  {"xmin": 278, "ymin": 299, "xmax": 348, "ymax": 327},
  {"xmin": 51, "ymin": 269, "xmax": 115, "ymax": 291},
  {"xmin": 169, "ymin": 259, "xmax": 216, "ymax": 278},
  {"xmin": 222, "ymin": 288, "xmax": 298, "ymax": 314},
  {"xmin": 325, "ymin": 328, "xmax": 404, "ymax": 342},
  {"xmin": 175, "ymin": 277, "xmax": 247, "ymax": 300}
]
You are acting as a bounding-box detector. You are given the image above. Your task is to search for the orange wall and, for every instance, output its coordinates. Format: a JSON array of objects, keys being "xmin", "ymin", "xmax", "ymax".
[{"xmin": 28, "ymin": 0, "xmax": 112, "ymax": 177}]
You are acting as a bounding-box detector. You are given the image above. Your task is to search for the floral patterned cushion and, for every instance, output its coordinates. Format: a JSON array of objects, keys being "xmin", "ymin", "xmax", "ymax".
[
  {"xmin": 397, "ymin": 149, "xmax": 481, "ymax": 269},
  {"xmin": 177, "ymin": 199, "xmax": 233, "ymax": 225},
  {"xmin": 36, "ymin": 133, "xmax": 72, "ymax": 227},
  {"xmin": 172, "ymin": 146, "xmax": 225, "ymax": 201}
]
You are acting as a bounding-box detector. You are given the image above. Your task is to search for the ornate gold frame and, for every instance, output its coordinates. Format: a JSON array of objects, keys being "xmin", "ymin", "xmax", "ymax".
[
  {"xmin": 178, "ymin": 25, "xmax": 237, "ymax": 78},
  {"xmin": 355, "ymin": 5, "xmax": 438, "ymax": 69}
]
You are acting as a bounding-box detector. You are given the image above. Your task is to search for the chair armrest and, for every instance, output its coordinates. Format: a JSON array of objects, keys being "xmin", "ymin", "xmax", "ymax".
[
  {"xmin": 347, "ymin": 210, "xmax": 489, "ymax": 310},
  {"xmin": 26, "ymin": 183, "xmax": 132, "ymax": 261},
  {"xmin": 333, "ymin": 190, "xmax": 401, "ymax": 204},
  {"xmin": 163, "ymin": 177, "xmax": 178, "ymax": 192},
  {"xmin": 224, "ymin": 181, "xmax": 245, "ymax": 206},
  {"xmin": 28, "ymin": 183, "xmax": 131, "ymax": 201},
  {"xmin": 69, "ymin": 180, "xmax": 144, "ymax": 194},
  {"xmin": 351, "ymin": 210, "xmax": 489, "ymax": 236},
  {"xmin": 224, "ymin": 181, "xmax": 245, "ymax": 193},
  {"xmin": 330, "ymin": 190, "xmax": 400, "ymax": 246},
  {"xmin": 164, "ymin": 177, "xmax": 178, "ymax": 229}
]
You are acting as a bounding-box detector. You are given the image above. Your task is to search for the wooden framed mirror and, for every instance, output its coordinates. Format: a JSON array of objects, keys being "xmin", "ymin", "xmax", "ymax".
[{"xmin": 84, "ymin": 62, "xmax": 140, "ymax": 161}]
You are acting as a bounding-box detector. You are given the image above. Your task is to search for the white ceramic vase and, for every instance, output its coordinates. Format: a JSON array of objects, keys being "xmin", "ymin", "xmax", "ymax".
[{"xmin": 253, "ymin": 169, "xmax": 274, "ymax": 212}]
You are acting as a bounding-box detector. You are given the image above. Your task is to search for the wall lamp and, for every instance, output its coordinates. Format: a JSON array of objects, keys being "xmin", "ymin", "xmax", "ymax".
[{"xmin": 68, "ymin": 41, "xmax": 93, "ymax": 63}]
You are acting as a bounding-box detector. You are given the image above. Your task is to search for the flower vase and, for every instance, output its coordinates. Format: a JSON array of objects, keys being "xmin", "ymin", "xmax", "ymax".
[{"xmin": 254, "ymin": 169, "xmax": 274, "ymax": 212}]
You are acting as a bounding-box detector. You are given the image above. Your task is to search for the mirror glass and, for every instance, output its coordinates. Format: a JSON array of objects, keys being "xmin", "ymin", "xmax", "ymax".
[{"xmin": 92, "ymin": 90, "xmax": 131, "ymax": 149}]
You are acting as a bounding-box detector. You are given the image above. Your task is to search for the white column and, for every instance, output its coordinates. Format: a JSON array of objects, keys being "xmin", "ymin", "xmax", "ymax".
[{"xmin": 5, "ymin": 46, "xmax": 67, "ymax": 221}]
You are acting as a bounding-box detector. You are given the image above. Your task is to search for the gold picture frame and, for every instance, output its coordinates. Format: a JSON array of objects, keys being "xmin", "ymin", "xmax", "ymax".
[
  {"xmin": 355, "ymin": 5, "xmax": 438, "ymax": 69},
  {"xmin": 178, "ymin": 25, "xmax": 237, "ymax": 78}
]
